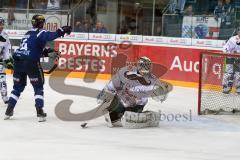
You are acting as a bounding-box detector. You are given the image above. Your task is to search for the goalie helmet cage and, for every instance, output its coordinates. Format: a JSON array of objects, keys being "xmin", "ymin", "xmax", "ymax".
[{"xmin": 198, "ymin": 51, "xmax": 240, "ymax": 115}]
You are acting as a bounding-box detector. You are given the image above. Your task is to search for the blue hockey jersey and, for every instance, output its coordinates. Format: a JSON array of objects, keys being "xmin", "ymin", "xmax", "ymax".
[{"xmin": 14, "ymin": 28, "xmax": 61, "ymax": 61}]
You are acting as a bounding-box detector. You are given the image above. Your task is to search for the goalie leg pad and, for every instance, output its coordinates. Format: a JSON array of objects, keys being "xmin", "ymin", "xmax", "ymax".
[
  {"xmin": 103, "ymin": 95, "xmax": 125, "ymax": 127},
  {"xmin": 235, "ymin": 72, "xmax": 240, "ymax": 94},
  {"xmin": 0, "ymin": 64, "xmax": 8, "ymax": 103},
  {"xmin": 121, "ymin": 111, "xmax": 160, "ymax": 129},
  {"xmin": 223, "ymin": 64, "xmax": 234, "ymax": 93}
]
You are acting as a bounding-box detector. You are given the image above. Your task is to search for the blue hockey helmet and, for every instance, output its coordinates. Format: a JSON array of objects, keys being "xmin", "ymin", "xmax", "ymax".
[{"xmin": 31, "ymin": 14, "xmax": 45, "ymax": 28}]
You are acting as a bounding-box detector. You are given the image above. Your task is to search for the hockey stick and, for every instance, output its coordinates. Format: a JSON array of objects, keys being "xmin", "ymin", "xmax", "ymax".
[
  {"xmin": 80, "ymin": 93, "xmax": 115, "ymax": 128},
  {"xmin": 43, "ymin": 63, "xmax": 58, "ymax": 74},
  {"xmin": 80, "ymin": 100, "xmax": 112, "ymax": 128},
  {"xmin": 43, "ymin": 50, "xmax": 61, "ymax": 74},
  {"xmin": 44, "ymin": 0, "xmax": 86, "ymax": 74},
  {"xmin": 43, "ymin": 0, "xmax": 72, "ymax": 74}
]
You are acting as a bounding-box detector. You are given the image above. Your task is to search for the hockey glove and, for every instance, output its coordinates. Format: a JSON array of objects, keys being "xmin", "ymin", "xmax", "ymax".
[
  {"xmin": 42, "ymin": 47, "xmax": 55, "ymax": 57},
  {"xmin": 97, "ymin": 88, "xmax": 115, "ymax": 104},
  {"xmin": 57, "ymin": 26, "xmax": 72, "ymax": 37},
  {"xmin": 62, "ymin": 26, "xmax": 72, "ymax": 35},
  {"xmin": 4, "ymin": 58, "xmax": 14, "ymax": 69},
  {"xmin": 0, "ymin": 35, "xmax": 6, "ymax": 42}
]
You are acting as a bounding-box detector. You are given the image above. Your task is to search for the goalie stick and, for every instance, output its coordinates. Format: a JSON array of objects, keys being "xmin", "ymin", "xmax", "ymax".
[
  {"xmin": 81, "ymin": 94, "xmax": 115, "ymax": 128},
  {"xmin": 54, "ymin": 92, "xmax": 115, "ymax": 128}
]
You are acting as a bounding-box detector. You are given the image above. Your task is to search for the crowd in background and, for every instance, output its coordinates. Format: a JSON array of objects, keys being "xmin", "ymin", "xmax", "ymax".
[
  {"xmin": 0, "ymin": 0, "xmax": 69, "ymax": 10},
  {"xmin": 0, "ymin": 0, "xmax": 240, "ymax": 39},
  {"xmin": 75, "ymin": 20, "xmax": 108, "ymax": 33}
]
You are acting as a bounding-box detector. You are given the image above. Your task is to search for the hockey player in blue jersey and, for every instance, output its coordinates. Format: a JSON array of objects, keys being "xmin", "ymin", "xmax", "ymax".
[{"xmin": 4, "ymin": 15, "xmax": 72, "ymax": 122}]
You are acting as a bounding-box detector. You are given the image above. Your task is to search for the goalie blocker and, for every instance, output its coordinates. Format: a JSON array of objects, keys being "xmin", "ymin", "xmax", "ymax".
[{"xmin": 98, "ymin": 56, "xmax": 173, "ymax": 128}]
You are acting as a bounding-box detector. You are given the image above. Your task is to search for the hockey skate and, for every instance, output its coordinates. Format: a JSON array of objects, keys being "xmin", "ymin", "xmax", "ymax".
[
  {"xmin": 2, "ymin": 96, "xmax": 8, "ymax": 104},
  {"xmin": 36, "ymin": 108, "xmax": 47, "ymax": 122},
  {"xmin": 4, "ymin": 105, "xmax": 14, "ymax": 120},
  {"xmin": 222, "ymin": 86, "xmax": 232, "ymax": 94}
]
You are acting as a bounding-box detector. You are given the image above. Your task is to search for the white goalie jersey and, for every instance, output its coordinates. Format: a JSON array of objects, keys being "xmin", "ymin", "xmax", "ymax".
[
  {"xmin": 0, "ymin": 31, "xmax": 11, "ymax": 60},
  {"xmin": 105, "ymin": 65, "xmax": 170, "ymax": 108},
  {"xmin": 223, "ymin": 35, "xmax": 240, "ymax": 54}
]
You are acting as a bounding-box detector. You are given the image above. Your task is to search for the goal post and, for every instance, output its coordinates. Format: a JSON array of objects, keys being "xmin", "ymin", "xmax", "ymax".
[{"xmin": 198, "ymin": 51, "xmax": 240, "ymax": 115}]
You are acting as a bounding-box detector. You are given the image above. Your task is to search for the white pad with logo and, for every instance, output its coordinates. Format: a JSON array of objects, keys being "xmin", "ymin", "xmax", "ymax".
[{"xmin": 121, "ymin": 111, "xmax": 160, "ymax": 129}]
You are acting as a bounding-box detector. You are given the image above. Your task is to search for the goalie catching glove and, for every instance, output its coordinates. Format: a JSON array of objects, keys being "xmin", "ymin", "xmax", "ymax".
[
  {"xmin": 151, "ymin": 81, "xmax": 173, "ymax": 103},
  {"xmin": 97, "ymin": 88, "xmax": 116, "ymax": 104}
]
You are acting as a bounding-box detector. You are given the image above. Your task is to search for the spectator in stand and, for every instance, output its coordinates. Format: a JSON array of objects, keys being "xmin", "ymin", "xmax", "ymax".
[
  {"xmin": 84, "ymin": 20, "xmax": 93, "ymax": 33},
  {"xmin": 168, "ymin": 0, "xmax": 177, "ymax": 13},
  {"xmin": 32, "ymin": 0, "xmax": 47, "ymax": 10},
  {"xmin": 75, "ymin": 20, "xmax": 86, "ymax": 32},
  {"xmin": 222, "ymin": 0, "xmax": 235, "ymax": 26},
  {"xmin": 176, "ymin": 0, "xmax": 186, "ymax": 14},
  {"xmin": 75, "ymin": 20, "xmax": 93, "ymax": 33},
  {"xmin": 219, "ymin": 0, "xmax": 235, "ymax": 39},
  {"xmin": 47, "ymin": 0, "xmax": 61, "ymax": 10},
  {"xmin": 93, "ymin": 21, "xmax": 108, "ymax": 33},
  {"xmin": 15, "ymin": 0, "xmax": 28, "ymax": 9},
  {"xmin": 168, "ymin": 0, "xmax": 186, "ymax": 14},
  {"xmin": 184, "ymin": 4, "xmax": 194, "ymax": 15},
  {"xmin": 214, "ymin": 0, "xmax": 224, "ymax": 21}
]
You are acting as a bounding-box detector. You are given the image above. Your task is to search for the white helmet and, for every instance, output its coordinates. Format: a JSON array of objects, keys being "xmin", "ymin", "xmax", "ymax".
[
  {"xmin": 0, "ymin": 17, "xmax": 4, "ymax": 25},
  {"xmin": 137, "ymin": 56, "xmax": 152, "ymax": 75}
]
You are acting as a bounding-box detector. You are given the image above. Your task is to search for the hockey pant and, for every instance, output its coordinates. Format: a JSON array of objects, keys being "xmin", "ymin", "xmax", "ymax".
[
  {"xmin": 0, "ymin": 63, "xmax": 8, "ymax": 103},
  {"xmin": 223, "ymin": 58, "xmax": 240, "ymax": 93},
  {"xmin": 107, "ymin": 95, "xmax": 144, "ymax": 123},
  {"xmin": 8, "ymin": 61, "xmax": 45, "ymax": 109}
]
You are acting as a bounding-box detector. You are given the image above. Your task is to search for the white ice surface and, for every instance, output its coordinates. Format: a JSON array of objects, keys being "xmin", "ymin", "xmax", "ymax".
[{"xmin": 0, "ymin": 75, "xmax": 240, "ymax": 160}]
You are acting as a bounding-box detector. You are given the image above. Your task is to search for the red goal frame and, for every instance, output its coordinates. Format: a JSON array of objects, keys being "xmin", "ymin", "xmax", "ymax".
[{"xmin": 198, "ymin": 51, "xmax": 240, "ymax": 115}]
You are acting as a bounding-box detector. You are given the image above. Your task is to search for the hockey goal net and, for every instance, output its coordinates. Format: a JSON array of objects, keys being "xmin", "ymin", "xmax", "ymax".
[{"xmin": 198, "ymin": 51, "xmax": 240, "ymax": 115}]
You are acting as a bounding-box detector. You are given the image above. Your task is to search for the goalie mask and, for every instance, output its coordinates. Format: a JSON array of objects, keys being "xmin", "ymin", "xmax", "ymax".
[
  {"xmin": 31, "ymin": 15, "xmax": 45, "ymax": 29},
  {"xmin": 137, "ymin": 56, "xmax": 152, "ymax": 75}
]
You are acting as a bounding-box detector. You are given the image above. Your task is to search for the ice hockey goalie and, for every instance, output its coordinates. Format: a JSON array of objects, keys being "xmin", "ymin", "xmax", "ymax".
[{"xmin": 97, "ymin": 56, "xmax": 173, "ymax": 128}]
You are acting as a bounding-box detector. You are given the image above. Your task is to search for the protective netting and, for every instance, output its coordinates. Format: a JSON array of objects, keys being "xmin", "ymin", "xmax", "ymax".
[{"xmin": 199, "ymin": 52, "xmax": 240, "ymax": 114}]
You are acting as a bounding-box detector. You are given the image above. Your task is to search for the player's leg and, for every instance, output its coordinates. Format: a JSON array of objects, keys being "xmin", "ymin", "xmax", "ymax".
[
  {"xmin": 222, "ymin": 57, "xmax": 234, "ymax": 94},
  {"xmin": 5, "ymin": 71, "xmax": 27, "ymax": 119},
  {"xmin": 28, "ymin": 64, "xmax": 46, "ymax": 122},
  {"xmin": 106, "ymin": 97, "xmax": 145, "ymax": 127},
  {"xmin": 0, "ymin": 63, "xmax": 8, "ymax": 103},
  {"xmin": 105, "ymin": 95, "xmax": 126, "ymax": 127}
]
